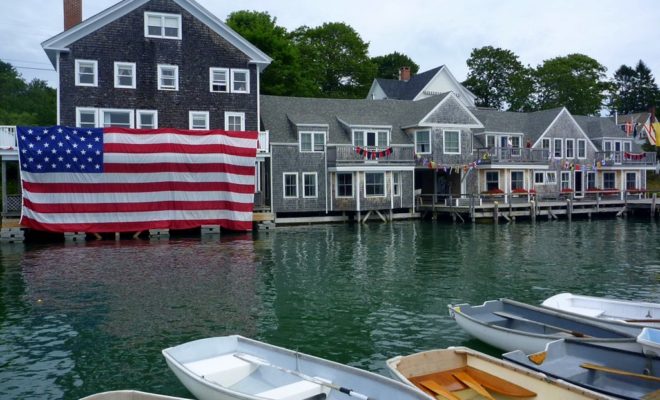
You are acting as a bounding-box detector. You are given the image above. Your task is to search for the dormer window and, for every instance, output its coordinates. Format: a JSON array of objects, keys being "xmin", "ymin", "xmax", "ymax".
[
  {"xmin": 353, "ymin": 129, "xmax": 389, "ymax": 148},
  {"xmin": 145, "ymin": 12, "xmax": 181, "ymax": 39}
]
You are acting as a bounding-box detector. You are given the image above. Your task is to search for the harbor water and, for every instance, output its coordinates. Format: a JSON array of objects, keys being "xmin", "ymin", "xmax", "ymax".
[{"xmin": 0, "ymin": 219, "xmax": 658, "ymax": 399}]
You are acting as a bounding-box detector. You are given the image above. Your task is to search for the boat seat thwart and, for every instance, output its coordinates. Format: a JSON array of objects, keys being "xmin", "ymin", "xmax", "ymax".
[
  {"xmin": 256, "ymin": 379, "xmax": 325, "ymax": 400},
  {"xmin": 560, "ymin": 305, "xmax": 604, "ymax": 318},
  {"xmin": 183, "ymin": 354, "xmax": 254, "ymax": 387}
]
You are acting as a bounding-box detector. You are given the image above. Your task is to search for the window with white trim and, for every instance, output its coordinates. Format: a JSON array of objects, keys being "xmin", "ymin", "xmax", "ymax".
[
  {"xmin": 75, "ymin": 59, "xmax": 98, "ymax": 87},
  {"xmin": 486, "ymin": 171, "xmax": 499, "ymax": 191},
  {"xmin": 300, "ymin": 132, "xmax": 325, "ymax": 152},
  {"xmin": 137, "ymin": 110, "xmax": 158, "ymax": 129},
  {"xmin": 546, "ymin": 171, "xmax": 556, "ymax": 184},
  {"xmin": 443, "ymin": 130, "xmax": 460, "ymax": 154},
  {"xmin": 101, "ymin": 109, "xmax": 134, "ymax": 128},
  {"xmin": 283, "ymin": 173, "xmax": 298, "ymax": 198},
  {"xmin": 623, "ymin": 141, "xmax": 632, "ymax": 152},
  {"xmin": 542, "ymin": 138, "xmax": 551, "ymax": 159},
  {"xmin": 76, "ymin": 108, "xmax": 98, "ymax": 128},
  {"xmin": 365, "ymin": 172, "xmax": 385, "ymax": 197},
  {"xmin": 534, "ymin": 171, "xmax": 545, "ymax": 184},
  {"xmin": 210, "ymin": 67, "xmax": 229, "ymax": 92},
  {"xmin": 225, "ymin": 112, "xmax": 245, "ymax": 131},
  {"xmin": 393, "ymin": 172, "xmax": 400, "ymax": 196},
  {"xmin": 587, "ymin": 171, "xmax": 596, "ymax": 190},
  {"xmin": 511, "ymin": 171, "xmax": 524, "ymax": 190},
  {"xmin": 231, "ymin": 69, "xmax": 249, "ymax": 93},
  {"xmin": 553, "ymin": 138, "xmax": 562, "ymax": 158},
  {"xmin": 577, "ymin": 139, "xmax": 586, "ymax": 159},
  {"xmin": 560, "ymin": 171, "xmax": 571, "ymax": 190},
  {"xmin": 303, "ymin": 172, "xmax": 317, "ymax": 198},
  {"xmin": 189, "ymin": 111, "xmax": 209, "ymax": 130},
  {"xmin": 158, "ymin": 64, "xmax": 178, "ymax": 90},
  {"xmin": 145, "ymin": 12, "xmax": 181, "ymax": 39},
  {"xmin": 565, "ymin": 139, "xmax": 575, "ymax": 158},
  {"xmin": 353, "ymin": 130, "xmax": 389, "ymax": 148},
  {"xmin": 603, "ymin": 172, "xmax": 615, "ymax": 189},
  {"xmin": 415, "ymin": 130, "xmax": 431, "ymax": 154},
  {"xmin": 337, "ymin": 173, "xmax": 353, "ymax": 197},
  {"xmin": 114, "ymin": 62, "xmax": 136, "ymax": 89},
  {"xmin": 625, "ymin": 172, "xmax": 637, "ymax": 189}
]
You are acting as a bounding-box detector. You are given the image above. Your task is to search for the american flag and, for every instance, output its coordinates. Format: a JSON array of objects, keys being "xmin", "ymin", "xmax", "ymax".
[{"xmin": 17, "ymin": 126, "xmax": 257, "ymax": 232}]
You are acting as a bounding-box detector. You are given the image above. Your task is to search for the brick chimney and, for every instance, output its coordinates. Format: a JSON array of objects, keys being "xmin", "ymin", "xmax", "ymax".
[
  {"xmin": 399, "ymin": 66, "xmax": 411, "ymax": 81},
  {"xmin": 64, "ymin": 0, "xmax": 82, "ymax": 30}
]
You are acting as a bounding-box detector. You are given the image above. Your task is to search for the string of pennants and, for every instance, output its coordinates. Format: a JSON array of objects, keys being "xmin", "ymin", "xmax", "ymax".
[{"xmin": 355, "ymin": 146, "xmax": 393, "ymax": 159}]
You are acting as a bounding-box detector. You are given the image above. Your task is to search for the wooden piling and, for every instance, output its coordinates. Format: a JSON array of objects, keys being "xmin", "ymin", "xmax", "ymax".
[{"xmin": 493, "ymin": 201, "xmax": 499, "ymax": 223}]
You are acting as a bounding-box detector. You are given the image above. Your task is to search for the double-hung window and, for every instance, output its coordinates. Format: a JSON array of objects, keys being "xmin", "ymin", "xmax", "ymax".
[
  {"xmin": 101, "ymin": 109, "xmax": 133, "ymax": 128},
  {"xmin": 114, "ymin": 62, "xmax": 136, "ymax": 89},
  {"xmin": 353, "ymin": 130, "xmax": 389, "ymax": 148},
  {"xmin": 560, "ymin": 171, "xmax": 571, "ymax": 190},
  {"xmin": 577, "ymin": 139, "xmax": 586, "ymax": 159},
  {"xmin": 553, "ymin": 138, "xmax": 562, "ymax": 158},
  {"xmin": 565, "ymin": 139, "xmax": 575, "ymax": 158},
  {"xmin": 365, "ymin": 173, "xmax": 385, "ymax": 197},
  {"xmin": 76, "ymin": 108, "xmax": 97, "ymax": 128},
  {"xmin": 392, "ymin": 172, "xmax": 400, "ymax": 196},
  {"xmin": 189, "ymin": 111, "xmax": 209, "ymax": 130},
  {"xmin": 225, "ymin": 112, "xmax": 245, "ymax": 131},
  {"xmin": 511, "ymin": 171, "xmax": 524, "ymax": 190},
  {"xmin": 75, "ymin": 59, "xmax": 98, "ymax": 87},
  {"xmin": 486, "ymin": 171, "xmax": 499, "ymax": 191},
  {"xmin": 283, "ymin": 173, "xmax": 298, "ymax": 198},
  {"xmin": 603, "ymin": 172, "xmax": 615, "ymax": 189},
  {"xmin": 300, "ymin": 132, "xmax": 325, "ymax": 152},
  {"xmin": 542, "ymin": 138, "xmax": 551, "ymax": 159},
  {"xmin": 534, "ymin": 171, "xmax": 545, "ymax": 184},
  {"xmin": 625, "ymin": 172, "xmax": 637, "ymax": 189},
  {"xmin": 137, "ymin": 110, "xmax": 158, "ymax": 129},
  {"xmin": 303, "ymin": 173, "xmax": 317, "ymax": 198},
  {"xmin": 443, "ymin": 130, "xmax": 460, "ymax": 154},
  {"xmin": 587, "ymin": 172, "xmax": 596, "ymax": 190},
  {"xmin": 145, "ymin": 12, "xmax": 181, "ymax": 39},
  {"xmin": 158, "ymin": 64, "xmax": 178, "ymax": 90},
  {"xmin": 231, "ymin": 69, "xmax": 249, "ymax": 93},
  {"xmin": 415, "ymin": 130, "xmax": 431, "ymax": 154},
  {"xmin": 210, "ymin": 68, "xmax": 229, "ymax": 92},
  {"xmin": 337, "ymin": 173, "xmax": 353, "ymax": 197}
]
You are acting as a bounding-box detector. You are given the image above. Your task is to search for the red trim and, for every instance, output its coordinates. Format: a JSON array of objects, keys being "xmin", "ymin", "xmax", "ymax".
[
  {"xmin": 104, "ymin": 163, "xmax": 255, "ymax": 175},
  {"xmin": 104, "ymin": 128, "xmax": 259, "ymax": 140},
  {"xmin": 104, "ymin": 143, "xmax": 257, "ymax": 157},
  {"xmin": 22, "ymin": 180, "xmax": 255, "ymax": 194},
  {"xmin": 23, "ymin": 199, "xmax": 254, "ymax": 214}
]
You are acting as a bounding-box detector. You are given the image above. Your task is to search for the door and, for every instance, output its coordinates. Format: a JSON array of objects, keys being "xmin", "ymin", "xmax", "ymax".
[{"xmin": 574, "ymin": 171, "xmax": 583, "ymax": 197}]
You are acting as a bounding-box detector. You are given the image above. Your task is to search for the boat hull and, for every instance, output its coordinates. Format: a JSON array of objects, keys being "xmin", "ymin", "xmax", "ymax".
[{"xmin": 80, "ymin": 391, "xmax": 191, "ymax": 400}]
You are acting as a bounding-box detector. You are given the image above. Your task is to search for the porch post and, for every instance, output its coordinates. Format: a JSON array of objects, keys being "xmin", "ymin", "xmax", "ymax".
[
  {"xmin": 433, "ymin": 168, "xmax": 437, "ymax": 205},
  {"xmin": 1, "ymin": 160, "xmax": 6, "ymax": 216}
]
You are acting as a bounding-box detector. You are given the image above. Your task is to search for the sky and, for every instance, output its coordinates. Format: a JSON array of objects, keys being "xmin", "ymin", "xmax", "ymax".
[{"xmin": 1, "ymin": 0, "xmax": 658, "ymax": 89}]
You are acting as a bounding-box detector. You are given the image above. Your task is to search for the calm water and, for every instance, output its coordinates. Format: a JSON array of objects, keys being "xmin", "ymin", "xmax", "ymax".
[{"xmin": 0, "ymin": 219, "xmax": 659, "ymax": 399}]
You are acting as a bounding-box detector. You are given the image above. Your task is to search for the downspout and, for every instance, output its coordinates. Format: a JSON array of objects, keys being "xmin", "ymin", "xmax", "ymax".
[
  {"xmin": 56, "ymin": 52, "xmax": 60, "ymax": 125},
  {"xmin": 356, "ymin": 172, "xmax": 360, "ymax": 213},
  {"xmin": 325, "ymin": 143, "xmax": 328, "ymax": 214}
]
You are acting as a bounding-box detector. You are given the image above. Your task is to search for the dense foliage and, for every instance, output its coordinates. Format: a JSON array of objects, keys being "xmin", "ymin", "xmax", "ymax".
[
  {"xmin": 609, "ymin": 60, "xmax": 660, "ymax": 115},
  {"xmin": 0, "ymin": 61, "xmax": 56, "ymax": 125}
]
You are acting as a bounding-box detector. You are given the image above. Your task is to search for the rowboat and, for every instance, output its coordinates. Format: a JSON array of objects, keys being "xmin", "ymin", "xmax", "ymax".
[
  {"xmin": 386, "ymin": 346, "xmax": 609, "ymax": 399},
  {"xmin": 503, "ymin": 339, "xmax": 660, "ymax": 400},
  {"xmin": 448, "ymin": 298, "xmax": 640, "ymax": 354},
  {"xmin": 542, "ymin": 292, "xmax": 660, "ymax": 328},
  {"xmin": 80, "ymin": 391, "xmax": 191, "ymax": 400},
  {"xmin": 162, "ymin": 335, "xmax": 434, "ymax": 400},
  {"xmin": 638, "ymin": 328, "xmax": 660, "ymax": 357}
]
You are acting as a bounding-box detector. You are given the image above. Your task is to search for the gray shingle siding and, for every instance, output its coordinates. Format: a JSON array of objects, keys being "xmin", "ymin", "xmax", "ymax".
[
  {"xmin": 59, "ymin": 0, "xmax": 258, "ymax": 130},
  {"xmin": 423, "ymin": 97, "xmax": 479, "ymax": 125},
  {"xmin": 271, "ymin": 144, "xmax": 327, "ymax": 213}
]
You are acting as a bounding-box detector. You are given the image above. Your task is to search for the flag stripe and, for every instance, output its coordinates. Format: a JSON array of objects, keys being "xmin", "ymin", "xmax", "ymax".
[
  {"xmin": 22, "ymin": 208, "xmax": 253, "ymax": 223},
  {"xmin": 20, "ymin": 216, "xmax": 253, "ymax": 233},
  {"xmin": 23, "ymin": 190, "xmax": 255, "ymax": 205},
  {"xmin": 105, "ymin": 127, "xmax": 258, "ymax": 140},
  {"xmin": 104, "ymin": 132, "xmax": 256, "ymax": 147},
  {"xmin": 20, "ymin": 171, "xmax": 254, "ymax": 184},
  {"xmin": 103, "ymin": 153, "xmax": 254, "ymax": 166},
  {"xmin": 23, "ymin": 198, "xmax": 254, "ymax": 214},
  {"xmin": 104, "ymin": 142, "xmax": 257, "ymax": 157},
  {"xmin": 22, "ymin": 180, "xmax": 254, "ymax": 194},
  {"xmin": 104, "ymin": 163, "xmax": 255, "ymax": 175}
]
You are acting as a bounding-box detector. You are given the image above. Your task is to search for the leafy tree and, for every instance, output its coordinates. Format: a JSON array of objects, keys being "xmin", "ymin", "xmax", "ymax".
[
  {"xmin": 0, "ymin": 60, "xmax": 56, "ymax": 125},
  {"xmin": 226, "ymin": 11, "xmax": 315, "ymax": 96},
  {"xmin": 632, "ymin": 60, "xmax": 659, "ymax": 112},
  {"xmin": 371, "ymin": 52, "xmax": 419, "ymax": 80},
  {"xmin": 609, "ymin": 65, "xmax": 638, "ymax": 114},
  {"xmin": 463, "ymin": 46, "xmax": 534, "ymax": 111},
  {"xmin": 534, "ymin": 54, "xmax": 608, "ymax": 115},
  {"xmin": 292, "ymin": 22, "xmax": 376, "ymax": 98}
]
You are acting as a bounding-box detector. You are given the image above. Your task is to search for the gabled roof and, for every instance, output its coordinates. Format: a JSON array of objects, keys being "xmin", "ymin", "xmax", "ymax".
[
  {"xmin": 373, "ymin": 66, "xmax": 444, "ymax": 100},
  {"xmin": 41, "ymin": 0, "xmax": 272, "ymax": 69},
  {"xmin": 574, "ymin": 115, "xmax": 632, "ymax": 139},
  {"xmin": 610, "ymin": 112, "xmax": 654, "ymax": 125}
]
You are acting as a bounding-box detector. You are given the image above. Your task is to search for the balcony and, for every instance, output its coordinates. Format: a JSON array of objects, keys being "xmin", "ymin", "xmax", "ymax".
[
  {"xmin": 0, "ymin": 126, "xmax": 17, "ymax": 156},
  {"xmin": 595, "ymin": 151, "xmax": 656, "ymax": 166},
  {"xmin": 476, "ymin": 147, "xmax": 549, "ymax": 164},
  {"xmin": 327, "ymin": 144, "xmax": 414, "ymax": 167}
]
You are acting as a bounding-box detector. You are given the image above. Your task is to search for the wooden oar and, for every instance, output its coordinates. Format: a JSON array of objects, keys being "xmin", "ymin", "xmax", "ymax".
[
  {"xmin": 493, "ymin": 311, "xmax": 591, "ymax": 338},
  {"xmin": 419, "ymin": 380, "xmax": 461, "ymax": 400},
  {"xmin": 581, "ymin": 363, "xmax": 660, "ymax": 383},
  {"xmin": 642, "ymin": 388, "xmax": 660, "ymax": 400},
  {"xmin": 625, "ymin": 319, "xmax": 660, "ymax": 323},
  {"xmin": 452, "ymin": 371, "xmax": 496, "ymax": 400},
  {"xmin": 466, "ymin": 368, "xmax": 537, "ymax": 397}
]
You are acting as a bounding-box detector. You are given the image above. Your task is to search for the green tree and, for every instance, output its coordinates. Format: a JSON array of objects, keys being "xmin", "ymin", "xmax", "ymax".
[
  {"xmin": 633, "ymin": 60, "xmax": 660, "ymax": 111},
  {"xmin": 534, "ymin": 54, "xmax": 608, "ymax": 115},
  {"xmin": 292, "ymin": 22, "xmax": 376, "ymax": 98},
  {"xmin": 226, "ymin": 11, "xmax": 315, "ymax": 96},
  {"xmin": 371, "ymin": 52, "xmax": 419, "ymax": 80},
  {"xmin": 463, "ymin": 46, "xmax": 534, "ymax": 111},
  {"xmin": 609, "ymin": 65, "xmax": 638, "ymax": 114},
  {"xmin": 0, "ymin": 60, "xmax": 56, "ymax": 125}
]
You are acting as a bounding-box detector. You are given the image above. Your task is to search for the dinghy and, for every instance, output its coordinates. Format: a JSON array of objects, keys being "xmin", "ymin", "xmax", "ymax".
[
  {"xmin": 162, "ymin": 335, "xmax": 433, "ymax": 400},
  {"xmin": 449, "ymin": 298, "xmax": 640, "ymax": 354},
  {"xmin": 80, "ymin": 391, "xmax": 191, "ymax": 400},
  {"xmin": 542, "ymin": 293, "xmax": 660, "ymax": 329},
  {"xmin": 386, "ymin": 346, "xmax": 608, "ymax": 399},
  {"xmin": 638, "ymin": 328, "xmax": 660, "ymax": 357},
  {"xmin": 503, "ymin": 339, "xmax": 660, "ymax": 400}
]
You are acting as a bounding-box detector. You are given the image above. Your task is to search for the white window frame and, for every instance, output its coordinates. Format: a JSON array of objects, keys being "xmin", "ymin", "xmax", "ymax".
[
  {"xmin": 415, "ymin": 130, "xmax": 431, "ymax": 154},
  {"xmin": 352, "ymin": 130, "xmax": 389, "ymax": 148},
  {"xmin": 283, "ymin": 172, "xmax": 298, "ymax": 198},
  {"xmin": 299, "ymin": 131, "xmax": 325, "ymax": 153},
  {"xmin": 560, "ymin": 171, "xmax": 571, "ymax": 190},
  {"xmin": 336, "ymin": 173, "xmax": 353, "ymax": 198},
  {"xmin": 144, "ymin": 12, "xmax": 182, "ymax": 39},
  {"xmin": 553, "ymin": 138, "xmax": 563, "ymax": 158},
  {"xmin": 625, "ymin": 172, "xmax": 638, "ymax": 189},
  {"xmin": 302, "ymin": 172, "xmax": 318, "ymax": 198},
  {"xmin": 157, "ymin": 64, "xmax": 179, "ymax": 91},
  {"xmin": 224, "ymin": 112, "xmax": 245, "ymax": 131},
  {"xmin": 510, "ymin": 170, "xmax": 524, "ymax": 190},
  {"xmin": 577, "ymin": 139, "xmax": 587, "ymax": 159},
  {"xmin": 392, "ymin": 172, "xmax": 401, "ymax": 196},
  {"xmin": 76, "ymin": 107, "xmax": 98, "ymax": 128},
  {"xmin": 623, "ymin": 141, "xmax": 632, "ymax": 152},
  {"xmin": 603, "ymin": 172, "xmax": 616, "ymax": 190},
  {"xmin": 534, "ymin": 171, "xmax": 545, "ymax": 184},
  {"xmin": 565, "ymin": 139, "xmax": 575, "ymax": 159},
  {"xmin": 209, "ymin": 67, "xmax": 229, "ymax": 93},
  {"xmin": 114, "ymin": 62, "xmax": 136, "ymax": 89},
  {"xmin": 443, "ymin": 129, "xmax": 461, "ymax": 154},
  {"xmin": 485, "ymin": 171, "xmax": 500, "ymax": 191},
  {"xmin": 136, "ymin": 110, "xmax": 158, "ymax": 129},
  {"xmin": 364, "ymin": 172, "xmax": 386, "ymax": 197},
  {"xmin": 546, "ymin": 171, "xmax": 557, "ymax": 184},
  {"xmin": 75, "ymin": 59, "xmax": 98, "ymax": 87},
  {"xmin": 587, "ymin": 171, "xmax": 596, "ymax": 190},
  {"xmin": 542, "ymin": 138, "xmax": 551, "ymax": 159},
  {"xmin": 231, "ymin": 68, "xmax": 250, "ymax": 94},
  {"xmin": 189, "ymin": 111, "xmax": 209, "ymax": 130},
  {"xmin": 100, "ymin": 108, "xmax": 134, "ymax": 128}
]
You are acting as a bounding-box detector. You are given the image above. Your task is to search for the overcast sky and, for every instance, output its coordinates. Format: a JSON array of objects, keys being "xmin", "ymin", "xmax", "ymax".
[{"xmin": 1, "ymin": 0, "xmax": 658, "ymax": 89}]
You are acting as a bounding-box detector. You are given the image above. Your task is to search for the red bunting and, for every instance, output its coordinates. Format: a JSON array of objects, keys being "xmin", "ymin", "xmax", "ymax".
[{"xmin": 355, "ymin": 147, "xmax": 394, "ymax": 159}]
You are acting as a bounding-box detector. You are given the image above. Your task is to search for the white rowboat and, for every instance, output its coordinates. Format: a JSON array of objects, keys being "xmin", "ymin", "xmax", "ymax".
[
  {"xmin": 542, "ymin": 293, "xmax": 660, "ymax": 329},
  {"xmin": 162, "ymin": 335, "xmax": 434, "ymax": 400},
  {"xmin": 638, "ymin": 327, "xmax": 660, "ymax": 357},
  {"xmin": 80, "ymin": 391, "xmax": 191, "ymax": 400},
  {"xmin": 386, "ymin": 346, "xmax": 609, "ymax": 399}
]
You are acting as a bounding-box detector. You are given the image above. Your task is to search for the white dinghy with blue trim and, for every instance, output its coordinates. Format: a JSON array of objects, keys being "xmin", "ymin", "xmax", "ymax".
[{"xmin": 162, "ymin": 335, "xmax": 433, "ymax": 400}]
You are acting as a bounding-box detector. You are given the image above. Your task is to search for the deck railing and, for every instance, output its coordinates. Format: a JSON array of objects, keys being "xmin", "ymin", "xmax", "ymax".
[
  {"xmin": 476, "ymin": 147, "xmax": 549, "ymax": 164},
  {"xmin": 595, "ymin": 151, "xmax": 656, "ymax": 166},
  {"xmin": 0, "ymin": 126, "xmax": 17, "ymax": 150},
  {"xmin": 328, "ymin": 144, "xmax": 414, "ymax": 166}
]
